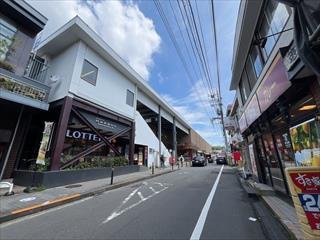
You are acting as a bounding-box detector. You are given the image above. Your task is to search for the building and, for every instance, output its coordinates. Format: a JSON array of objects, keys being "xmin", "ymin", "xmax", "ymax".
[
  {"xmin": 230, "ymin": 0, "xmax": 320, "ymax": 195},
  {"xmin": 0, "ymin": 0, "xmax": 48, "ymax": 180}
]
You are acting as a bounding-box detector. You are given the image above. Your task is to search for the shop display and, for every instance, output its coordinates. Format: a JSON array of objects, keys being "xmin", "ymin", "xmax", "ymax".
[{"xmin": 290, "ymin": 118, "xmax": 320, "ymax": 167}]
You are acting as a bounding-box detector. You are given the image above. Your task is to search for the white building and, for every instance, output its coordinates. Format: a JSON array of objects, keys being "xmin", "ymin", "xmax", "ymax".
[{"xmin": 35, "ymin": 16, "xmax": 191, "ymax": 170}]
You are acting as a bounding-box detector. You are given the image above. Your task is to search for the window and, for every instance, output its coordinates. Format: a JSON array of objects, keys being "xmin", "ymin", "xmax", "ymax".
[
  {"xmin": 258, "ymin": 0, "xmax": 290, "ymax": 61},
  {"xmin": 245, "ymin": 55, "xmax": 257, "ymax": 89},
  {"xmin": 81, "ymin": 60, "xmax": 98, "ymax": 85},
  {"xmin": 126, "ymin": 89, "xmax": 134, "ymax": 107},
  {"xmin": 250, "ymin": 47, "xmax": 263, "ymax": 78},
  {"xmin": 0, "ymin": 16, "xmax": 16, "ymax": 60},
  {"xmin": 239, "ymin": 71, "xmax": 251, "ymax": 103}
]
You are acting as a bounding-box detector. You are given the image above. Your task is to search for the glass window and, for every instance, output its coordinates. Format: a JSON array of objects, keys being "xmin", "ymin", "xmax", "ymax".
[
  {"xmin": 250, "ymin": 47, "xmax": 263, "ymax": 78},
  {"xmin": 245, "ymin": 56, "xmax": 257, "ymax": 89},
  {"xmin": 259, "ymin": 15, "xmax": 276, "ymax": 60},
  {"xmin": 266, "ymin": 0, "xmax": 289, "ymax": 34},
  {"xmin": 126, "ymin": 89, "xmax": 134, "ymax": 107},
  {"xmin": 81, "ymin": 60, "xmax": 98, "ymax": 86},
  {"xmin": 0, "ymin": 16, "xmax": 16, "ymax": 60},
  {"xmin": 239, "ymin": 71, "xmax": 251, "ymax": 103}
]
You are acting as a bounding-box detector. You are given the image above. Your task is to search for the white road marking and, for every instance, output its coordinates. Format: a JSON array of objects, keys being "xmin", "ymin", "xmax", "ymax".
[
  {"xmin": 102, "ymin": 185, "xmax": 168, "ymax": 224},
  {"xmin": 154, "ymin": 182, "xmax": 164, "ymax": 187},
  {"xmin": 149, "ymin": 187, "xmax": 157, "ymax": 194},
  {"xmin": 138, "ymin": 192, "xmax": 146, "ymax": 201},
  {"xmin": 0, "ymin": 196, "xmax": 93, "ymax": 228},
  {"xmin": 190, "ymin": 165, "xmax": 224, "ymax": 240}
]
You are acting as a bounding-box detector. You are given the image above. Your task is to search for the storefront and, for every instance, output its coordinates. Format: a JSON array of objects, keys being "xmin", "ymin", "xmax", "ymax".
[{"xmin": 240, "ymin": 53, "xmax": 320, "ymax": 196}]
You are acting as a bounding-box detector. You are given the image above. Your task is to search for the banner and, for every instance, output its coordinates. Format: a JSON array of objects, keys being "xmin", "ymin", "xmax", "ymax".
[
  {"xmin": 36, "ymin": 122, "xmax": 54, "ymax": 165},
  {"xmin": 286, "ymin": 167, "xmax": 320, "ymax": 239}
]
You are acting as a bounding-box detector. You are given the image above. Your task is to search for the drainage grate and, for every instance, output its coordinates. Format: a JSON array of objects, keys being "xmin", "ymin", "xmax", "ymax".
[{"xmin": 65, "ymin": 184, "xmax": 82, "ymax": 188}]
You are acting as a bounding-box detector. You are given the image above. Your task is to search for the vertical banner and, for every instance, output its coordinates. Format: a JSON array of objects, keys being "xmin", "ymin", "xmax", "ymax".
[
  {"xmin": 36, "ymin": 122, "xmax": 54, "ymax": 165},
  {"xmin": 249, "ymin": 144, "xmax": 258, "ymax": 177},
  {"xmin": 286, "ymin": 167, "xmax": 320, "ymax": 239}
]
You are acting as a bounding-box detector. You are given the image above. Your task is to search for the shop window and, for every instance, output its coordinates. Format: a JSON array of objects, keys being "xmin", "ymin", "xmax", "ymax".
[
  {"xmin": 81, "ymin": 60, "xmax": 98, "ymax": 86},
  {"xmin": 266, "ymin": 0, "xmax": 290, "ymax": 34},
  {"xmin": 239, "ymin": 71, "xmax": 251, "ymax": 104},
  {"xmin": 0, "ymin": 15, "xmax": 17, "ymax": 60},
  {"xmin": 126, "ymin": 89, "xmax": 134, "ymax": 107}
]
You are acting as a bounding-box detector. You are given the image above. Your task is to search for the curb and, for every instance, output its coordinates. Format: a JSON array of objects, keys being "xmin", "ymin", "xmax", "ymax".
[
  {"xmin": 0, "ymin": 169, "xmax": 179, "ymax": 224},
  {"xmin": 236, "ymin": 174, "xmax": 300, "ymax": 240}
]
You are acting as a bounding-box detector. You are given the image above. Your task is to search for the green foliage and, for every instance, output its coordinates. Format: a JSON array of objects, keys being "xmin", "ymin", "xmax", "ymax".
[
  {"xmin": 68, "ymin": 156, "xmax": 129, "ymax": 170},
  {"xmin": 0, "ymin": 60, "xmax": 14, "ymax": 72},
  {"xmin": 28, "ymin": 158, "xmax": 50, "ymax": 172}
]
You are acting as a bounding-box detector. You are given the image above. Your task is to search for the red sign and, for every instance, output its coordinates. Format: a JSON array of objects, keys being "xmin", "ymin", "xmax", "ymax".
[
  {"xmin": 298, "ymin": 194, "xmax": 320, "ymax": 230},
  {"xmin": 289, "ymin": 172, "xmax": 320, "ymax": 193}
]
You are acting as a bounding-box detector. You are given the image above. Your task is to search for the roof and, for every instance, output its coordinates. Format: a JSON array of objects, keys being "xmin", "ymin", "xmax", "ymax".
[
  {"xmin": 37, "ymin": 16, "xmax": 191, "ymax": 130},
  {"xmin": 229, "ymin": 0, "xmax": 263, "ymax": 90}
]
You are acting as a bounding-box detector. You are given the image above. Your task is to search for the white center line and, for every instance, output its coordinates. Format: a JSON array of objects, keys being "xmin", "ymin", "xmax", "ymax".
[{"xmin": 190, "ymin": 165, "xmax": 224, "ymax": 240}]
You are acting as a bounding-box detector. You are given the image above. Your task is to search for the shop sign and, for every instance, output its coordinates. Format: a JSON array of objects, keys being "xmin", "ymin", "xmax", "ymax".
[
  {"xmin": 282, "ymin": 44, "xmax": 299, "ymax": 71},
  {"xmin": 66, "ymin": 129, "xmax": 102, "ymax": 142},
  {"xmin": 239, "ymin": 114, "xmax": 247, "ymax": 133},
  {"xmin": 248, "ymin": 144, "xmax": 258, "ymax": 177},
  {"xmin": 244, "ymin": 94, "xmax": 261, "ymax": 126},
  {"xmin": 80, "ymin": 111, "xmax": 128, "ymax": 134},
  {"xmin": 286, "ymin": 167, "xmax": 320, "ymax": 235},
  {"xmin": 257, "ymin": 54, "xmax": 291, "ymax": 113}
]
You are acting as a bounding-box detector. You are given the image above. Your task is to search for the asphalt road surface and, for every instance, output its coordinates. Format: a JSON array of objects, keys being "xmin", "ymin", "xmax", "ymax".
[{"xmin": 0, "ymin": 165, "xmax": 284, "ymax": 239}]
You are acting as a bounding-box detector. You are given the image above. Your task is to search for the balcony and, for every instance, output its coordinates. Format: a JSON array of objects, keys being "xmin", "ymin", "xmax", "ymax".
[{"xmin": 0, "ymin": 55, "xmax": 50, "ymax": 110}]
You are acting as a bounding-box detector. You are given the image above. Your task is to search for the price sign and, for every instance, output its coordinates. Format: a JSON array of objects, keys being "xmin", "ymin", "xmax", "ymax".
[{"xmin": 298, "ymin": 194, "xmax": 320, "ymax": 230}]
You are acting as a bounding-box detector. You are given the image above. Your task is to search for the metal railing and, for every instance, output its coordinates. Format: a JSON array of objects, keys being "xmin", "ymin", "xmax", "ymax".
[{"xmin": 24, "ymin": 54, "xmax": 48, "ymax": 83}]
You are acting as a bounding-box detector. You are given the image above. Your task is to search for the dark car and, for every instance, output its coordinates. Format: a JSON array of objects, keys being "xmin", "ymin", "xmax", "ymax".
[
  {"xmin": 192, "ymin": 156, "xmax": 207, "ymax": 167},
  {"xmin": 216, "ymin": 156, "xmax": 227, "ymax": 165}
]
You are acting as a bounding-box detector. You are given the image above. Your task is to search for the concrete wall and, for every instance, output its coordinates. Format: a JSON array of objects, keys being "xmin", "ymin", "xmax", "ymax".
[{"xmin": 45, "ymin": 42, "xmax": 79, "ymax": 102}]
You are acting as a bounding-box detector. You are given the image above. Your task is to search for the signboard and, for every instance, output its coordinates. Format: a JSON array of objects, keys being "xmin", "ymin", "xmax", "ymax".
[
  {"xmin": 36, "ymin": 122, "xmax": 54, "ymax": 165},
  {"xmin": 248, "ymin": 144, "xmax": 258, "ymax": 177},
  {"xmin": 256, "ymin": 54, "xmax": 291, "ymax": 113},
  {"xmin": 239, "ymin": 114, "xmax": 247, "ymax": 133},
  {"xmin": 289, "ymin": 118, "xmax": 320, "ymax": 167},
  {"xmin": 80, "ymin": 110, "xmax": 128, "ymax": 134},
  {"xmin": 244, "ymin": 94, "xmax": 261, "ymax": 126},
  {"xmin": 286, "ymin": 167, "xmax": 320, "ymax": 238}
]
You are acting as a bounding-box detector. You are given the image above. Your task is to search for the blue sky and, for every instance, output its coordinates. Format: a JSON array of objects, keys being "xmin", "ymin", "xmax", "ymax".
[{"xmin": 28, "ymin": 0, "xmax": 240, "ymax": 146}]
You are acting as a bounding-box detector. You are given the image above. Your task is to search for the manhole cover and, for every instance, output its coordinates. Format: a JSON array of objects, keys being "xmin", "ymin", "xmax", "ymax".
[{"xmin": 65, "ymin": 184, "xmax": 82, "ymax": 189}]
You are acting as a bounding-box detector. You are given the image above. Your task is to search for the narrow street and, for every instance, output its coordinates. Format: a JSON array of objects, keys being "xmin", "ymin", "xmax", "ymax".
[{"xmin": 0, "ymin": 166, "xmax": 285, "ymax": 240}]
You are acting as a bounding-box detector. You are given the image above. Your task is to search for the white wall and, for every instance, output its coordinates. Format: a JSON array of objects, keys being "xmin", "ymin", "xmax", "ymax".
[
  {"xmin": 135, "ymin": 111, "xmax": 170, "ymax": 167},
  {"xmin": 45, "ymin": 42, "xmax": 79, "ymax": 102}
]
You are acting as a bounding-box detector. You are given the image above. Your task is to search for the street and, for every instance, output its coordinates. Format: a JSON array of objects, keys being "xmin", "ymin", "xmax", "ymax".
[{"xmin": 0, "ymin": 165, "xmax": 285, "ymax": 240}]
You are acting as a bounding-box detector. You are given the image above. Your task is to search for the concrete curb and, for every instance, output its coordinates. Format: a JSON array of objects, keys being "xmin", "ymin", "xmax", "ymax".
[
  {"xmin": 0, "ymin": 169, "xmax": 179, "ymax": 224},
  {"xmin": 236, "ymin": 174, "xmax": 299, "ymax": 240}
]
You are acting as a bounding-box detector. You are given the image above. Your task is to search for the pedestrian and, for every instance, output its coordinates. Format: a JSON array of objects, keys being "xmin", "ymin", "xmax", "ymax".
[
  {"xmin": 233, "ymin": 148, "xmax": 241, "ymax": 166},
  {"xmin": 160, "ymin": 154, "xmax": 165, "ymax": 168},
  {"xmin": 179, "ymin": 155, "xmax": 184, "ymax": 167}
]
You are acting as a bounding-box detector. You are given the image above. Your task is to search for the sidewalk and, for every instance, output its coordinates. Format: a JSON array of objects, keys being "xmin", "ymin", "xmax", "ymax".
[
  {"xmin": 0, "ymin": 167, "xmax": 178, "ymax": 224},
  {"xmin": 238, "ymin": 173, "xmax": 304, "ymax": 240}
]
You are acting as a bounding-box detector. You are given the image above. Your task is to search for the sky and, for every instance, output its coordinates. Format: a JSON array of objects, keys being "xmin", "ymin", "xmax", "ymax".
[{"xmin": 27, "ymin": 0, "xmax": 240, "ymax": 146}]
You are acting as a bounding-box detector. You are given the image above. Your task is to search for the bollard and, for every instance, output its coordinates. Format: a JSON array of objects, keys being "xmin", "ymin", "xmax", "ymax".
[
  {"xmin": 152, "ymin": 162, "xmax": 154, "ymax": 175},
  {"xmin": 110, "ymin": 166, "xmax": 114, "ymax": 185}
]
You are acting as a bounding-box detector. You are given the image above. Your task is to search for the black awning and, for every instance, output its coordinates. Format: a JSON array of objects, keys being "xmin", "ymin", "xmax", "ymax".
[{"xmin": 276, "ymin": 0, "xmax": 320, "ymax": 76}]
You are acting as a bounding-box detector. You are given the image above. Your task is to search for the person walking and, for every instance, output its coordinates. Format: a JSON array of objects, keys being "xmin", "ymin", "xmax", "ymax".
[
  {"xmin": 160, "ymin": 154, "xmax": 165, "ymax": 168},
  {"xmin": 179, "ymin": 155, "xmax": 184, "ymax": 167}
]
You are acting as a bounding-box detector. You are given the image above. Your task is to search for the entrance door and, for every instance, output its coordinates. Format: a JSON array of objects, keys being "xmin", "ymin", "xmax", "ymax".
[
  {"xmin": 262, "ymin": 133, "xmax": 287, "ymax": 194},
  {"xmin": 256, "ymin": 137, "xmax": 273, "ymax": 186}
]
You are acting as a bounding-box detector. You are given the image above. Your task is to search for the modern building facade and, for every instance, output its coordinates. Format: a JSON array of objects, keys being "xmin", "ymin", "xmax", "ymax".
[
  {"xmin": 1, "ymin": 5, "xmax": 212, "ymax": 186},
  {"xmin": 230, "ymin": 0, "xmax": 320, "ymax": 195},
  {"xmin": 0, "ymin": 0, "xmax": 49, "ymax": 180}
]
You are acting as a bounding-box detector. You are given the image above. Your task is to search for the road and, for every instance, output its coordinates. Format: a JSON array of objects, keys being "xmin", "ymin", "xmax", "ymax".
[{"xmin": 0, "ymin": 165, "xmax": 284, "ymax": 239}]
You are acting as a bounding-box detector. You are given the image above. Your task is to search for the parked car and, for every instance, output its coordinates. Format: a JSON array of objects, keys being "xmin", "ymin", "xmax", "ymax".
[
  {"xmin": 192, "ymin": 156, "xmax": 207, "ymax": 167},
  {"xmin": 216, "ymin": 156, "xmax": 227, "ymax": 165}
]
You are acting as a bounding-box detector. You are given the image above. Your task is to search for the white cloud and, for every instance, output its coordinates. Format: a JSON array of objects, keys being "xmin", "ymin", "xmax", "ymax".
[
  {"xmin": 161, "ymin": 79, "xmax": 224, "ymax": 145},
  {"xmin": 28, "ymin": 0, "xmax": 161, "ymax": 80}
]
